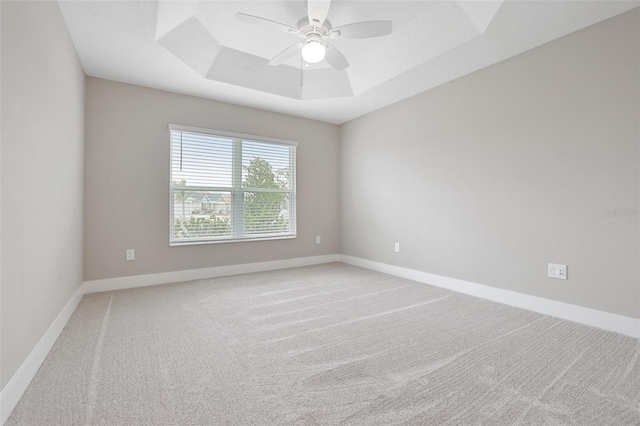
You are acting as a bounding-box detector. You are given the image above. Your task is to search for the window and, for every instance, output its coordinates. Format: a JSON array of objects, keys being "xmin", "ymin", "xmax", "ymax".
[{"xmin": 169, "ymin": 125, "xmax": 297, "ymax": 245}]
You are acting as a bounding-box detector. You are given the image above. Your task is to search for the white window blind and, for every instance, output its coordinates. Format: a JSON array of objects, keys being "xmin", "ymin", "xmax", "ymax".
[{"xmin": 169, "ymin": 125, "xmax": 297, "ymax": 245}]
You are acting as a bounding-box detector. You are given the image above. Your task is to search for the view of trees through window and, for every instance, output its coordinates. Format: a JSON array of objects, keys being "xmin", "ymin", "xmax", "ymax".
[
  {"xmin": 172, "ymin": 183, "xmax": 232, "ymax": 239},
  {"xmin": 170, "ymin": 128, "xmax": 296, "ymax": 244},
  {"xmin": 244, "ymin": 158, "xmax": 289, "ymax": 235}
]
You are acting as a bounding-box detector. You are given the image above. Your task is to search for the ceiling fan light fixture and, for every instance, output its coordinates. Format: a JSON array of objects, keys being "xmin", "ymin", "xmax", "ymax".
[
  {"xmin": 301, "ymin": 40, "xmax": 326, "ymax": 63},
  {"xmin": 236, "ymin": 0, "xmax": 393, "ymax": 70}
]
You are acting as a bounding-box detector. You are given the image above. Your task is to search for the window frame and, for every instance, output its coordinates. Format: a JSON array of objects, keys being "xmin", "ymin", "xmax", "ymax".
[{"xmin": 169, "ymin": 124, "xmax": 298, "ymax": 246}]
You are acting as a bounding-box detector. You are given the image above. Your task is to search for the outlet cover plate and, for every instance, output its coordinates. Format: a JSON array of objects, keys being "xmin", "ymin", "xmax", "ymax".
[{"xmin": 548, "ymin": 263, "xmax": 567, "ymax": 280}]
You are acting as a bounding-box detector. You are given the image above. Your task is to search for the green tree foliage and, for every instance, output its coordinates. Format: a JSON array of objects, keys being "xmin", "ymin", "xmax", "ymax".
[
  {"xmin": 243, "ymin": 158, "xmax": 288, "ymax": 234},
  {"xmin": 174, "ymin": 216, "xmax": 230, "ymax": 239}
]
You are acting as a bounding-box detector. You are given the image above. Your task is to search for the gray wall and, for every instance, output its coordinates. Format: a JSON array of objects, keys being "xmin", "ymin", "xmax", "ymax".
[
  {"xmin": 84, "ymin": 78, "xmax": 339, "ymax": 281},
  {"xmin": 1, "ymin": 1, "xmax": 85, "ymax": 389},
  {"xmin": 339, "ymin": 10, "xmax": 640, "ymax": 319}
]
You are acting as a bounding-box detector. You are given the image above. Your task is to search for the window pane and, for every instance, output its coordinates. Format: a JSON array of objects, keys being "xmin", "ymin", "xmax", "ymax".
[
  {"xmin": 171, "ymin": 131, "xmax": 233, "ymax": 188},
  {"xmin": 244, "ymin": 191, "xmax": 290, "ymax": 235},
  {"xmin": 172, "ymin": 189, "xmax": 232, "ymax": 240},
  {"xmin": 242, "ymin": 141, "xmax": 291, "ymax": 190},
  {"xmin": 169, "ymin": 127, "xmax": 296, "ymax": 245}
]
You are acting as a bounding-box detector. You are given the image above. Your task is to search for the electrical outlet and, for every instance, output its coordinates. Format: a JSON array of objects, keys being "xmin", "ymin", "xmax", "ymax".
[
  {"xmin": 126, "ymin": 249, "xmax": 135, "ymax": 261},
  {"xmin": 548, "ymin": 263, "xmax": 567, "ymax": 280},
  {"xmin": 316, "ymin": 236, "xmax": 321, "ymax": 244},
  {"xmin": 394, "ymin": 242, "xmax": 400, "ymax": 253}
]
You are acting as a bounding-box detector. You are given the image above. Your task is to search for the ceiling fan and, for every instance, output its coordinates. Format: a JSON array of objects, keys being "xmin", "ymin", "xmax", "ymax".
[{"xmin": 236, "ymin": 0, "xmax": 392, "ymax": 71}]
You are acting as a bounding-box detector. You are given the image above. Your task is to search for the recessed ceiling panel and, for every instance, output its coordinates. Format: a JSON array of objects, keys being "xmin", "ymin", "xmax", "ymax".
[{"xmin": 157, "ymin": 16, "xmax": 221, "ymax": 77}]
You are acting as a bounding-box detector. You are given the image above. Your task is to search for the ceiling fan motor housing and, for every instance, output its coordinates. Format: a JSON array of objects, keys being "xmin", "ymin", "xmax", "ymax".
[{"xmin": 297, "ymin": 18, "xmax": 331, "ymax": 41}]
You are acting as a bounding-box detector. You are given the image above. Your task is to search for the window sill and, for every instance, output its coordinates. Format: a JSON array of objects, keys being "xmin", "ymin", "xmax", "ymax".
[{"xmin": 170, "ymin": 234, "xmax": 297, "ymax": 247}]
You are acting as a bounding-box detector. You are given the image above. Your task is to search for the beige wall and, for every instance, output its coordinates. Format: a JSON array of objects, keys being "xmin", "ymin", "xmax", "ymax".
[
  {"xmin": 84, "ymin": 78, "xmax": 339, "ymax": 281},
  {"xmin": 340, "ymin": 10, "xmax": 640, "ymax": 319},
  {"xmin": 1, "ymin": 1, "xmax": 85, "ymax": 389}
]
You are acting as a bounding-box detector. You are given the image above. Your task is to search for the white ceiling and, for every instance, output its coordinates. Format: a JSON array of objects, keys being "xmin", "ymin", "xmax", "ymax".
[{"xmin": 58, "ymin": 0, "xmax": 639, "ymax": 124}]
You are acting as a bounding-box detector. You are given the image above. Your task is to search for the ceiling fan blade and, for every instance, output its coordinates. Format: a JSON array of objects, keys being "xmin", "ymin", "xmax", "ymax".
[
  {"xmin": 330, "ymin": 21, "xmax": 392, "ymax": 39},
  {"xmin": 324, "ymin": 43, "xmax": 349, "ymax": 71},
  {"xmin": 307, "ymin": 0, "xmax": 331, "ymax": 26},
  {"xmin": 268, "ymin": 42, "xmax": 304, "ymax": 66},
  {"xmin": 236, "ymin": 13, "xmax": 301, "ymax": 35}
]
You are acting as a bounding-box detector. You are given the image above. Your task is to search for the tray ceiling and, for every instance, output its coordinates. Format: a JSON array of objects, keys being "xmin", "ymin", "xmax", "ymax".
[{"xmin": 58, "ymin": 1, "xmax": 639, "ymax": 124}]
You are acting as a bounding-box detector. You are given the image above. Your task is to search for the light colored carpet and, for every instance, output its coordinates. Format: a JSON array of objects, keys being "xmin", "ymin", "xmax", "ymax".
[{"xmin": 7, "ymin": 263, "xmax": 640, "ymax": 425}]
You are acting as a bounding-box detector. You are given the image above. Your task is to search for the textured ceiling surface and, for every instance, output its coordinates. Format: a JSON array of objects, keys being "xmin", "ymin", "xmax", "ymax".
[{"xmin": 58, "ymin": 1, "xmax": 639, "ymax": 124}]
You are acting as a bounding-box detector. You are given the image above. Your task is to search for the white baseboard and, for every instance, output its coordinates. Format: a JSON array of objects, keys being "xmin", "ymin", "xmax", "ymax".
[
  {"xmin": 83, "ymin": 254, "xmax": 341, "ymax": 294},
  {"xmin": 340, "ymin": 255, "xmax": 640, "ymax": 339},
  {"xmin": 0, "ymin": 284, "xmax": 85, "ymax": 425}
]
